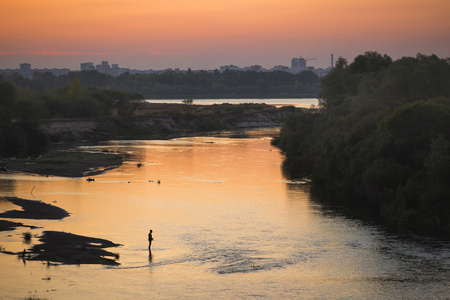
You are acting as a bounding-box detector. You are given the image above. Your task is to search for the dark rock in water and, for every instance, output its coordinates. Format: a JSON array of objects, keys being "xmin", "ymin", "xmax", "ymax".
[{"xmin": 0, "ymin": 197, "xmax": 70, "ymax": 220}]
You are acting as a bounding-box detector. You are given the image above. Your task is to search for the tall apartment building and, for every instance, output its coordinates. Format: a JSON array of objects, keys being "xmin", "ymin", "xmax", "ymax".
[
  {"xmin": 111, "ymin": 64, "xmax": 120, "ymax": 76},
  {"xmin": 20, "ymin": 63, "xmax": 32, "ymax": 78},
  {"xmin": 81, "ymin": 62, "xmax": 95, "ymax": 71},
  {"xmin": 291, "ymin": 57, "xmax": 307, "ymax": 69},
  {"xmin": 80, "ymin": 61, "xmax": 126, "ymax": 76},
  {"xmin": 96, "ymin": 61, "xmax": 111, "ymax": 74}
]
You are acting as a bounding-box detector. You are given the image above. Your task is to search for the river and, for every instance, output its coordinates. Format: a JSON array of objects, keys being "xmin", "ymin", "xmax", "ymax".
[
  {"xmin": 145, "ymin": 98, "xmax": 319, "ymax": 108},
  {"xmin": 0, "ymin": 128, "xmax": 449, "ymax": 299}
]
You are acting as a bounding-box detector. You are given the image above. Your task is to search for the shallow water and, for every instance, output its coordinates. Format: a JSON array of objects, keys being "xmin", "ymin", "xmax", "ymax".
[{"xmin": 0, "ymin": 128, "xmax": 449, "ymax": 299}]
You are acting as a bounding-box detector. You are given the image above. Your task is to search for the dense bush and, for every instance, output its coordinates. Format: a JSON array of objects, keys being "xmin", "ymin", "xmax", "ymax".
[{"xmin": 273, "ymin": 52, "xmax": 450, "ymax": 234}]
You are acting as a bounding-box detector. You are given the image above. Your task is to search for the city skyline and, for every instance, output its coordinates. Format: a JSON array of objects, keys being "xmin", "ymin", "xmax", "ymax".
[
  {"xmin": 1, "ymin": 56, "xmax": 331, "ymax": 79},
  {"xmin": 10, "ymin": 56, "xmax": 331, "ymax": 71},
  {"xmin": 1, "ymin": 0, "xmax": 449, "ymax": 70}
]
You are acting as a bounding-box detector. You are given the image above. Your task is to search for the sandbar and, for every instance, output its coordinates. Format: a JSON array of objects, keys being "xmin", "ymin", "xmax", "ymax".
[
  {"xmin": 0, "ymin": 197, "xmax": 121, "ymax": 265},
  {"xmin": 0, "ymin": 197, "xmax": 70, "ymax": 220},
  {"xmin": 28, "ymin": 231, "xmax": 121, "ymax": 266},
  {"xmin": 0, "ymin": 219, "xmax": 36, "ymax": 231},
  {"xmin": 1, "ymin": 151, "xmax": 123, "ymax": 177}
]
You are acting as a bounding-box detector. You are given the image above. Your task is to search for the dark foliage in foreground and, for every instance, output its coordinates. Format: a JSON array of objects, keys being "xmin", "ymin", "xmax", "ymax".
[{"xmin": 273, "ymin": 52, "xmax": 450, "ymax": 235}]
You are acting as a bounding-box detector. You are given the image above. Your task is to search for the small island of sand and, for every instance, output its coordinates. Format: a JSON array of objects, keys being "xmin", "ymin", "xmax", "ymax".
[
  {"xmin": 0, "ymin": 197, "xmax": 121, "ymax": 265},
  {"xmin": 1, "ymin": 151, "xmax": 123, "ymax": 178}
]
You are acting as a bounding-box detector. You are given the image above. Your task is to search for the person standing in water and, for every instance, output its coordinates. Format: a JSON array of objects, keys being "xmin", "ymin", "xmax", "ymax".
[{"xmin": 148, "ymin": 229, "xmax": 153, "ymax": 254}]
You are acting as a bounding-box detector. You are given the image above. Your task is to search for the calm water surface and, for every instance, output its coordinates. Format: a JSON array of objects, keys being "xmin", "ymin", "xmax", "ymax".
[
  {"xmin": 0, "ymin": 128, "xmax": 449, "ymax": 299},
  {"xmin": 146, "ymin": 98, "xmax": 319, "ymax": 107}
]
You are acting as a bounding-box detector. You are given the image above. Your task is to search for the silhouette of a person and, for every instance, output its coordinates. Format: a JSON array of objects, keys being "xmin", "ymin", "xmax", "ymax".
[{"xmin": 148, "ymin": 229, "xmax": 153, "ymax": 254}]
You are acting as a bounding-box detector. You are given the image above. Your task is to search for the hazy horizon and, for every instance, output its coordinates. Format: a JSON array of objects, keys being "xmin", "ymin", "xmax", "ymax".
[{"xmin": 1, "ymin": 0, "xmax": 449, "ymax": 71}]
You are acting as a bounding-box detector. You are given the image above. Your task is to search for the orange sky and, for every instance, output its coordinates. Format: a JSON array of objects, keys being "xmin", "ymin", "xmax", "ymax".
[{"xmin": 1, "ymin": 0, "xmax": 449, "ymax": 70}]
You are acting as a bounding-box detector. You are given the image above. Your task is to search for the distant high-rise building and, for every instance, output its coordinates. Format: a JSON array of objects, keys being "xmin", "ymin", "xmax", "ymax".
[
  {"xmin": 81, "ymin": 60, "xmax": 125, "ymax": 76},
  {"xmin": 291, "ymin": 57, "xmax": 307, "ymax": 69},
  {"xmin": 81, "ymin": 62, "xmax": 95, "ymax": 71},
  {"xmin": 20, "ymin": 63, "xmax": 31, "ymax": 71},
  {"xmin": 111, "ymin": 64, "xmax": 120, "ymax": 76},
  {"xmin": 19, "ymin": 63, "xmax": 32, "ymax": 78},
  {"xmin": 96, "ymin": 61, "xmax": 111, "ymax": 74}
]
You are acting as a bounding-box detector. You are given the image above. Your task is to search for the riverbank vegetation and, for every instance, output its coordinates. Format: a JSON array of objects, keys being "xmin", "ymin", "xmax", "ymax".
[
  {"xmin": 272, "ymin": 52, "xmax": 450, "ymax": 236},
  {"xmin": 0, "ymin": 69, "xmax": 309, "ymax": 157},
  {"xmin": 0, "ymin": 80, "xmax": 144, "ymax": 156}
]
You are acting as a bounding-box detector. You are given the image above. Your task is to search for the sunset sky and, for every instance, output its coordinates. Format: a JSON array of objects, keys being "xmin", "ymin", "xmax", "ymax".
[{"xmin": 1, "ymin": 0, "xmax": 449, "ymax": 70}]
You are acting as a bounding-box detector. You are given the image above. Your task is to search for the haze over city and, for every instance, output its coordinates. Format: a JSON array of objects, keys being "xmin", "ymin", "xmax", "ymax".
[{"xmin": 2, "ymin": 0, "xmax": 449, "ymax": 70}]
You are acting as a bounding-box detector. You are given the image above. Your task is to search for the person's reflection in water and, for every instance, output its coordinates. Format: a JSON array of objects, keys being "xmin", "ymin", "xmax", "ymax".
[{"xmin": 148, "ymin": 229, "xmax": 153, "ymax": 256}]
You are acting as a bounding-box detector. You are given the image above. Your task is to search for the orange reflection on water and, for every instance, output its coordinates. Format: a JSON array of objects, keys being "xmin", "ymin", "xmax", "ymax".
[{"xmin": 1, "ymin": 131, "xmax": 444, "ymax": 299}]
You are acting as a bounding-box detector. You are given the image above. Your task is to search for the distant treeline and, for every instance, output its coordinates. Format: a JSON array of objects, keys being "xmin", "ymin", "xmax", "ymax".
[
  {"xmin": 272, "ymin": 52, "xmax": 450, "ymax": 235},
  {"xmin": 0, "ymin": 69, "xmax": 320, "ymax": 99}
]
